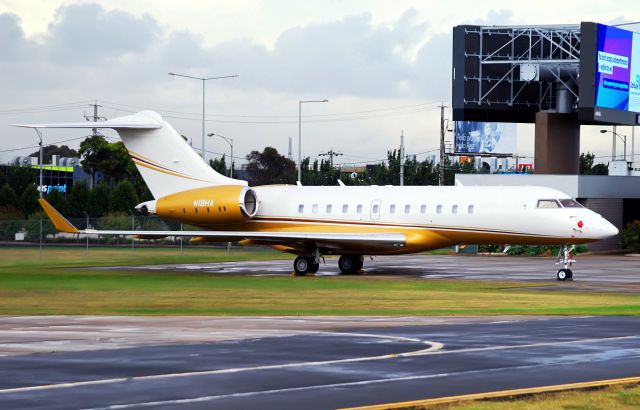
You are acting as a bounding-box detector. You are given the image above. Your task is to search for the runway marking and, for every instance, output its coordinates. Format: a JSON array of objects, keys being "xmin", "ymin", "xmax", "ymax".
[
  {"xmin": 82, "ymin": 364, "xmax": 640, "ymax": 409},
  {"xmin": 1, "ymin": 333, "xmax": 637, "ymax": 400},
  {"xmin": 0, "ymin": 332, "xmax": 442, "ymax": 395}
]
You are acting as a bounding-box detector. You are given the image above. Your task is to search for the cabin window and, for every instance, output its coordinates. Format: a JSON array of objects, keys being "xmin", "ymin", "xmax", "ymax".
[
  {"xmin": 195, "ymin": 208, "xmax": 198, "ymax": 214},
  {"xmin": 372, "ymin": 204, "xmax": 379, "ymax": 214},
  {"xmin": 559, "ymin": 199, "xmax": 583, "ymax": 208},
  {"xmin": 452, "ymin": 205, "xmax": 458, "ymax": 214},
  {"xmin": 436, "ymin": 205, "xmax": 442, "ymax": 214},
  {"xmin": 312, "ymin": 204, "xmax": 318, "ymax": 213},
  {"xmin": 537, "ymin": 199, "xmax": 560, "ymax": 209},
  {"xmin": 404, "ymin": 205, "xmax": 411, "ymax": 214},
  {"xmin": 390, "ymin": 204, "xmax": 396, "ymax": 214},
  {"xmin": 223, "ymin": 206, "xmax": 227, "ymax": 211},
  {"xmin": 357, "ymin": 204, "xmax": 363, "ymax": 214},
  {"xmin": 468, "ymin": 205, "xmax": 474, "ymax": 214},
  {"xmin": 207, "ymin": 207, "xmax": 210, "ymax": 213},
  {"xmin": 182, "ymin": 208, "xmax": 186, "ymax": 213},
  {"xmin": 298, "ymin": 204, "xmax": 304, "ymax": 214},
  {"xmin": 420, "ymin": 204, "xmax": 426, "ymax": 214},
  {"xmin": 342, "ymin": 204, "xmax": 348, "ymax": 214},
  {"xmin": 326, "ymin": 204, "xmax": 332, "ymax": 213}
]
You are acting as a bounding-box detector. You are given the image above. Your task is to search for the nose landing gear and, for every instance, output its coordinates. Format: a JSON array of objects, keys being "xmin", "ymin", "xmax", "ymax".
[{"xmin": 555, "ymin": 244, "xmax": 575, "ymax": 281}]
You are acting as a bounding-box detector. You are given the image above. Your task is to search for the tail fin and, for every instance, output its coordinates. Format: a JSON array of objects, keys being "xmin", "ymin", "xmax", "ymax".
[{"xmin": 14, "ymin": 111, "xmax": 246, "ymax": 198}]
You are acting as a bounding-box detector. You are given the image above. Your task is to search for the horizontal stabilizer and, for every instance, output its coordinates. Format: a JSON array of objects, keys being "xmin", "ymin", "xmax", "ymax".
[{"xmin": 12, "ymin": 111, "xmax": 163, "ymax": 130}]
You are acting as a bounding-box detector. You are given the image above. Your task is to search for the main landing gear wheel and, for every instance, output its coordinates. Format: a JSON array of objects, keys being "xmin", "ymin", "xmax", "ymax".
[
  {"xmin": 294, "ymin": 256, "xmax": 310, "ymax": 276},
  {"xmin": 556, "ymin": 268, "xmax": 573, "ymax": 281},
  {"xmin": 293, "ymin": 256, "xmax": 319, "ymax": 276},
  {"xmin": 338, "ymin": 255, "xmax": 364, "ymax": 274}
]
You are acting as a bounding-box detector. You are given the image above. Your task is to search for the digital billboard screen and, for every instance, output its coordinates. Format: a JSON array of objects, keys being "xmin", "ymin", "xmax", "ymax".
[
  {"xmin": 454, "ymin": 122, "xmax": 516, "ymax": 155},
  {"xmin": 579, "ymin": 22, "xmax": 640, "ymax": 125},
  {"xmin": 595, "ymin": 24, "xmax": 640, "ymax": 113}
]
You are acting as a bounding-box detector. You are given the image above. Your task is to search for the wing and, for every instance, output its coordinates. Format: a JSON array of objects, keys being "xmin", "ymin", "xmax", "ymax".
[{"xmin": 38, "ymin": 199, "xmax": 406, "ymax": 251}]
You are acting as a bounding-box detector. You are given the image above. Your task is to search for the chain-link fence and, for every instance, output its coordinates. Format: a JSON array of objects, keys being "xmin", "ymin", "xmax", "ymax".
[{"xmin": 0, "ymin": 214, "xmax": 225, "ymax": 250}]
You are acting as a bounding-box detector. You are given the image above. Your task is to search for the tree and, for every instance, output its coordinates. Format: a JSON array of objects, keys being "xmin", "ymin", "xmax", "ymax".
[
  {"xmin": 29, "ymin": 144, "xmax": 79, "ymax": 163},
  {"xmin": 591, "ymin": 163, "xmax": 609, "ymax": 175},
  {"xmin": 0, "ymin": 184, "xmax": 19, "ymax": 212},
  {"xmin": 88, "ymin": 183, "xmax": 111, "ymax": 217},
  {"xmin": 245, "ymin": 147, "xmax": 296, "ymax": 186},
  {"xmin": 580, "ymin": 152, "xmax": 608, "ymax": 175},
  {"xmin": 110, "ymin": 180, "xmax": 138, "ymax": 212},
  {"xmin": 46, "ymin": 188, "xmax": 70, "ymax": 216},
  {"xmin": 18, "ymin": 184, "xmax": 39, "ymax": 218},
  {"xmin": 68, "ymin": 181, "xmax": 90, "ymax": 217},
  {"xmin": 79, "ymin": 135, "xmax": 110, "ymax": 187},
  {"xmin": 210, "ymin": 155, "xmax": 227, "ymax": 175},
  {"xmin": 580, "ymin": 152, "xmax": 595, "ymax": 174}
]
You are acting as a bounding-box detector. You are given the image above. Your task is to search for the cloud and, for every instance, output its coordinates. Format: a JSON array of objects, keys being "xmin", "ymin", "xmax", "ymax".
[
  {"xmin": 0, "ymin": 13, "xmax": 36, "ymax": 61},
  {"xmin": 45, "ymin": 3, "xmax": 160, "ymax": 65}
]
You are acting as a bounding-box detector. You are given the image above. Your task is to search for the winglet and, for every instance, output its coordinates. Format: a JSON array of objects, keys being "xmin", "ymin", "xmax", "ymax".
[{"xmin": 37, "ymin": 198, "xmax": 80, "ymax": 234}]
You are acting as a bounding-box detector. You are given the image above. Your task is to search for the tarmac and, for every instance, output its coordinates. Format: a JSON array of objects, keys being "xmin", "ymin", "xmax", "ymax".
[
  {"xmin": 2, "ymin": 254, "xmax": 639, "ymax": 409},
  {"xmin": 1, "ymin": 315, "xmax": 640, "ymax": 409},
  {"xmin": 97, "ymin": 254, "xmax": 640, "ymax": 291}
]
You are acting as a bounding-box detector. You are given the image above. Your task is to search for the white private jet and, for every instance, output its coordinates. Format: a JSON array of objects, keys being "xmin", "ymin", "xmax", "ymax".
[{"xmin": 18, "ymin": 111, "xmax": 618, "ymax": 280}]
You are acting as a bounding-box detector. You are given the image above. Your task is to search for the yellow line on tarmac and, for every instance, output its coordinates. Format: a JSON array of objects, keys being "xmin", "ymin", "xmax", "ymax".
[{"xmin": 339, "ymin": 376, "xmax": 640, "ymax": 410}]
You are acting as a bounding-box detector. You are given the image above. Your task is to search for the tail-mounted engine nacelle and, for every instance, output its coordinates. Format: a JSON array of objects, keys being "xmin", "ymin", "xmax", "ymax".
[{"xmin": 138, "ymin": 185, "xmax": 258, "ymax": 224}]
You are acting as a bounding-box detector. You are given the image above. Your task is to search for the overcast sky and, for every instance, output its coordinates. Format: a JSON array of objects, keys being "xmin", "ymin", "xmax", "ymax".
[{"xmin": 1, "ymin": 0, "xmax": 639, "ymax": 168}]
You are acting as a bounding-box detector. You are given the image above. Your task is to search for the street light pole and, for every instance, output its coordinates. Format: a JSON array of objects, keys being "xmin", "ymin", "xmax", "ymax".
[
  {"xmin": 298, "ymin": 99, "xmax": 328, "ymax": 183},
  {"xmin": 207, "ymin": 132, "xmax": 234, "ymax": 178},
  {"xmin": 168, "ymin": 72, "xmax": 238, "ymax": 160},
  {"xmin": 35, "ymin": 128, "xmax": 43, "ymax": 198},
  {"xmin": 601, "ymin": 129, "xmax": 628, "ymax": 161}
]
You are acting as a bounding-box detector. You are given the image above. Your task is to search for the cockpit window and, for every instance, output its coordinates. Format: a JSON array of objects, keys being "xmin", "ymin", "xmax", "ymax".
[
  {"xmin": 559, "ymin": 199, "xmax": 583, "ymax": 208},
  {"xmin": 537, "ymin": 199, "xmax": 560, "ymax": 209}
]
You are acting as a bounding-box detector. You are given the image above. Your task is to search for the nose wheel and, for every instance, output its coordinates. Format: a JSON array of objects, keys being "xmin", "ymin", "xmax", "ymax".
[
  {"xmin": 555, "ymin": 244, "xmax": 575, "ymax": 281},
  {"xmin": 556, "ymin": 268, "xmax": 573, "ymax": 281}
]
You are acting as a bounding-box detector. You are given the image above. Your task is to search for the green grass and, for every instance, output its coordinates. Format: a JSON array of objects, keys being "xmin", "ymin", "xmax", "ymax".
[
  {"xmin": 442, "ymin": 383, "xmax": 640, "ymax": 410},
  {"xmin": 0, "ymin": 247, "xmax": 639, "ymax": 316}
]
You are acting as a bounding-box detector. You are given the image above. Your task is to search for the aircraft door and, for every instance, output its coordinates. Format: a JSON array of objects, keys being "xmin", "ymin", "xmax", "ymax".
[{"xmin": 370, "ymin": 199, "xmax": 381, "ymax": 220}]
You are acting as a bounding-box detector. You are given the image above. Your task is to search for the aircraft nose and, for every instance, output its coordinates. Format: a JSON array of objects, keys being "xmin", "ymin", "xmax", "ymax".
[
  {"xmin": 602, "ymin": 219, "xmax": 619, "ymax": 237},
  {"xmin": 590, "ymin": 217, "xmax": 619, "ymax": 239}
]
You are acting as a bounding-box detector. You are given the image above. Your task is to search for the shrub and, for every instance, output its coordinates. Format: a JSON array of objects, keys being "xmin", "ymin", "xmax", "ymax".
[{"xmin": 623, "ymin": 220, "xmax": 640, "ymax": 253}]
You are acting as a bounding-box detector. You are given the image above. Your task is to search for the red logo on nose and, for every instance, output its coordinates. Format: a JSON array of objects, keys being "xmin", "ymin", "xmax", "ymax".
[{"xmin": 577, "ymin": 220, "xmax": 584, "ymax": 228}]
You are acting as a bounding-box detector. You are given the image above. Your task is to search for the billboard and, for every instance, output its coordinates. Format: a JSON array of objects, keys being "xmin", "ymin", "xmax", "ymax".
[
  {"xmin": 580, "ymin": 22, "xmax": 640, "ymax": 125},
  {"xmin": 595, "ymin": 24, "xmax": 640, "ymax": 113},
  {"xmin": 454, "ymin": 122, "xmax": 516, "ymax": 154}
]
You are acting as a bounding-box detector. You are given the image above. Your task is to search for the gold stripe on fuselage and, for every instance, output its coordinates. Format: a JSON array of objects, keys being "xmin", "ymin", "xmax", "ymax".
[{"xmin": 189, "ymin": 217, "xmax": 589, "ymax": 255}]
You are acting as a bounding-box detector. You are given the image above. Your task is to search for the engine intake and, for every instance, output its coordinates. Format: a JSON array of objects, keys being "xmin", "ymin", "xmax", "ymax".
[{"xmin": 155, "ymin": 185, "xmax": 259, "ymax": 224}]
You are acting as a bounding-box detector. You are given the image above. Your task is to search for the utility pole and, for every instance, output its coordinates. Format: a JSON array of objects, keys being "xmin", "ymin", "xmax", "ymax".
[
  {"xmin": 85, "ymin": 101, "xmax": 106, "ymax": 137},
  {"xmin": 288, "ymin": 137, "xmax": 293, "ymax": 161},
  {"xmin": 399, "ymin": 131, "xmax": 405, "ymax": 186},
  {"xmin": 612, "ymin": 125, "xmax": 617, "ymax": 161},
  {"xmin": 438, "ymin": 104, "xmax": 446, "ymax": 186},
  {"xmin": 318, "ymin": 149, "xmax": 343, "ymax": 168}
]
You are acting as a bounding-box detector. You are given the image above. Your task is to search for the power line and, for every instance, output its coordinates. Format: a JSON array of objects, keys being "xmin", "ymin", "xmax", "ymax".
[{"xmin": 99, "ymin": 99, "xmax": 444, "ymax": 119}]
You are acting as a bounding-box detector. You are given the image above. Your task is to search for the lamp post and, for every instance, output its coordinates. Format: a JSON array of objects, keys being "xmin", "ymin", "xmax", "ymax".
[
  {"xmin": 168, "ymin": 72, "xmax": 238, "ymax": 160},
  {"xmin": 34, "ymin": 128, "xmax": 44, "ymax": 198},
  {"xmin": 600, "ymin": 129, "xmax": 627, "ymax": 161},
  {"xmin": 298, "ymin": 99, "xmax": 328, "ymax": 183},
  {"xmin": 207, "ymin": 132, "xmax": 234, "ymax": 178}
]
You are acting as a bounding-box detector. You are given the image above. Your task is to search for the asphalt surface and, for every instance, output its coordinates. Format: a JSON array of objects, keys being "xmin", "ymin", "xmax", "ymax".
[
  {"xmin": 99, "ymin": 254, "xmax": 640, "ymax": 291},
  {"xmin": 1, "ymin": 316, "xmax": 639, "ymax": 409}
]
